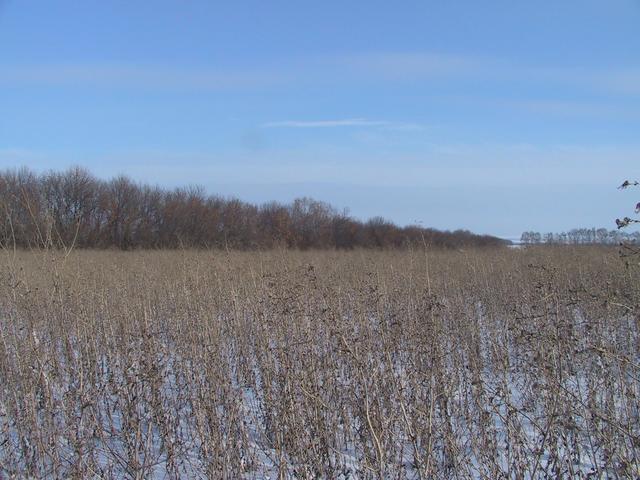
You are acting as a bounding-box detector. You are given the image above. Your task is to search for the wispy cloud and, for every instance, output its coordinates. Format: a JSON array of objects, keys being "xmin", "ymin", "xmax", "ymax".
[
  {"xmin": 598, "ymin": 68, "xmax": 640, "ymax": 95},
  {"xmin": 0, "ymin": 63, "xmax": 285, "ymax": 90},
  {"xmin": 261, "ymin": 118, "xmax": 430, "ymax": 130},
  {"xmin": 331, "ymin": 52, "xmax": 640, "ymax": 97},
  {"xmin": 0, "ymin": 54, "xmax": 479, "ymax": 90},
  {"xmin": 1, "ymin": 53, "xmax": 639, "ymax": 99},
  {"xmin": 261, "ymin": 118, "xmax": 391, "ymax": 128},
  {"xmin": 504, "ymin": 98, "xmax": 638, "ymax": 117},
  {"xmin": 333, "ymin": 52, "xmax": 482, "ymax": 80},
  {"xmin": 379, "ymin": 122, "xmax": 430, "ymax": 132}
]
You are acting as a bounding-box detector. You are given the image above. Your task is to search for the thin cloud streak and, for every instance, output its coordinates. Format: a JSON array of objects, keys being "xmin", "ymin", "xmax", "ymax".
[
  {"xmin": 333, "ymin": 52, "xmax": 482, "ymax": 80},
  {"xmin": 1, "ymin": 54, "xmax": 639, "ymax": 98},
  {"xmin": 261, "ymin": 119, "xmax": 431, "ymax": 130},
  {"xmin": 0, "ymin": 63, "xmax": 285, "ymax": 90},
  {"xmin": 262, "ymin": 119, "xmax": 392, "ymax": 128}
]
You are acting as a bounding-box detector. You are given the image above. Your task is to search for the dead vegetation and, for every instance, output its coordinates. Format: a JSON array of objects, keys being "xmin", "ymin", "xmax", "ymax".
[{"xmin": 0, "ymin": 246, "xmax": 638, "ymax": 478}]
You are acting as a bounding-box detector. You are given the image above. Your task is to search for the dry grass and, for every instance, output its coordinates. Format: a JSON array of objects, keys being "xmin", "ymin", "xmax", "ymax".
[{"xmin": 0, "ymin": 247, "xmax": 639, "ymax": 479}]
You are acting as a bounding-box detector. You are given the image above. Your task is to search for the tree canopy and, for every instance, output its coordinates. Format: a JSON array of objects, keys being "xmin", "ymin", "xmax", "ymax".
[{"xmin": 0, "ymin": 167, "xmax": 507, "ymax": 250}]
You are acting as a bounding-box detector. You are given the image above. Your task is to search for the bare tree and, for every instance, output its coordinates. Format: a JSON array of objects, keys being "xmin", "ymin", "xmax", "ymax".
[{"xmin": 0, "ymin": 167, "xmax": 508, "ymax": 250}]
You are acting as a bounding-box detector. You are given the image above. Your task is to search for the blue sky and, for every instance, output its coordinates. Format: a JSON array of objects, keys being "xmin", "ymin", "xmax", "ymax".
[{"xmin": 1, "ymin": 0, "xmax": 639, "ymax": 238}]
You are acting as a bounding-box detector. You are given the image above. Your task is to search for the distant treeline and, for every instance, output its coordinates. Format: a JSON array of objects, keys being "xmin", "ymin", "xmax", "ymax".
[
  {"xmin": 520, "ymin": 228, "xmax": 640, "ymax": 245},
  {"xmin": 0, "ymin": 167, "xmax": 506, "ymax": 250}
]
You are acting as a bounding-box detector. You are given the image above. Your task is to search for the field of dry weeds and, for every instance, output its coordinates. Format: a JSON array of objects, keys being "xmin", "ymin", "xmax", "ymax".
[{"xmin": 0, "ymin": 247, "xmax": 638, "ymax": 479}]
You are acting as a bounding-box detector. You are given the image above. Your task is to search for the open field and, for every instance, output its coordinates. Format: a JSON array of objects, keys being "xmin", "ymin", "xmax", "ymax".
[{"xmin": 0, "ymin": 247, "xmax": 639, "ymax": 479}]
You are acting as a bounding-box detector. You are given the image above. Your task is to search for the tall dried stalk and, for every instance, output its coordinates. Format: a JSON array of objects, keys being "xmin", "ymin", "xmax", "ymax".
[{"xmin": 0, "ymin": 246, "xmax": 638, "ymax": 478}]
